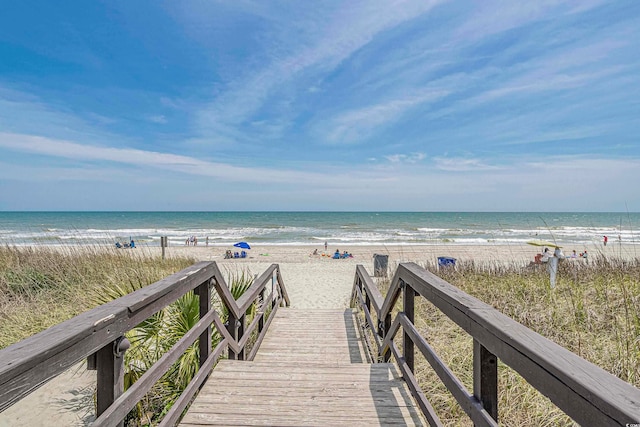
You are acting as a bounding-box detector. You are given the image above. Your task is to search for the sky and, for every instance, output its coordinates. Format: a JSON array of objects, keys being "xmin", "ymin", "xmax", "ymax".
[{"xmin": 0, "ymin": 0, "xmax": 639, "ymax": 212}]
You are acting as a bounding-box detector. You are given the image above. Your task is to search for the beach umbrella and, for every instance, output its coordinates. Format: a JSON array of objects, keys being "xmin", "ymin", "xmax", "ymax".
[
  {"xmin": 527, "ymin": 239, "xmax": 561, "ymax": 248},
  {"xmin": 233, "ymin": 241, "xmax": 251, "ymax": 249}
]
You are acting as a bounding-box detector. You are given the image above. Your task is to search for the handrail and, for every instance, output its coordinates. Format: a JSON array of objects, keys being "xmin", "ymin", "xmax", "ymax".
[
  {"xmin": 351, "ymin": 262, "xmax": 640, "ymax": 426},
  {"xmin": 0, "ymin": 261, "xmax": 289, "ymax": 426}
]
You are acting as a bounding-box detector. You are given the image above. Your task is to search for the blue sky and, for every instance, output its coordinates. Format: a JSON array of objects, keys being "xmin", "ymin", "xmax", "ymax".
[{"xmin": 1, "ymin": 1, "xmax": 639, "ymax": 211}]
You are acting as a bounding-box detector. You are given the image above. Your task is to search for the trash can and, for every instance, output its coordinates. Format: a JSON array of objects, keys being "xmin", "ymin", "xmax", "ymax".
[
  {"xmin": 437, "ymin": 256, "xmax": 456, "ymax": 267},
  {"xmin": 373, "ymin": 254, "xmax": 389, "ymax": 277}
]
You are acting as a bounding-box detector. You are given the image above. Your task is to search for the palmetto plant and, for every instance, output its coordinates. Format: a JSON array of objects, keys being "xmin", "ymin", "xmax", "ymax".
[{"xmin": 94, "ymin": 267, "xmax": 254, "ymax": 425}]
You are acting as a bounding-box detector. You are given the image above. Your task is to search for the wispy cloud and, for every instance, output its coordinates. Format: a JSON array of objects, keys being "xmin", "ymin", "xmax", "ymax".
[
  {"xmin": 326, "ymin": 90, "xmax": 449, "ymax": 144},
  {"xmin": 192, "ymin": 0, "xmax": 443, "ymax": 142},
  {"xmin": 385, "ymin": 152, "xmax": 426, "ymax": 164},
  {"xmin": 453, "ymin": 0, "xmax": 607, "ymax": 44},
  {"xmin": 433, "ymin": 157, "xmax": 502, "ymax": 172},
  {"xmin": 148, "ymin": 115, "xmax": 167, "ymax": 124}
]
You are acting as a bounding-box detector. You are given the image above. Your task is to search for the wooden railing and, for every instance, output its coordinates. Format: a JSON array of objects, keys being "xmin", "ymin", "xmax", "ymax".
[
  {"xmin": 0, "ymin": 261, "xmax": 289, "ymax": 426},
  {"xmin": 351, "ymin": 262, "xmax": 640, "ymax": 426}
]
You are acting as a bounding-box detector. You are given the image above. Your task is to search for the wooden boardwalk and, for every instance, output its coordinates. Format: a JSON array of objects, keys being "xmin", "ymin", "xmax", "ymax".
[{"xmin": 179, "ymin": 309, "xmax": 425, "ymax": 426}]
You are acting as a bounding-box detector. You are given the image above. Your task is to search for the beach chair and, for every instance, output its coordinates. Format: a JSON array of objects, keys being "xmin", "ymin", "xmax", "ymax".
[
  {"xmin": 437, "ymin": 257, "xmax": 456, "ymax": 267},
  {"xmin": 241, "ymin": 251, "xmax": 247, "ymax": 258},
  {"xmin": 234, "ymin": 252, "xmax": 240, "ymax": 258}
]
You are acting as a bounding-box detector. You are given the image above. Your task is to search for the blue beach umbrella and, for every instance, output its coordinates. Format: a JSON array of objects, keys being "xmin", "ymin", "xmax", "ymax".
[{"xmin": 233, "ymin": 241, "xmax": 251, "ymax": 250}]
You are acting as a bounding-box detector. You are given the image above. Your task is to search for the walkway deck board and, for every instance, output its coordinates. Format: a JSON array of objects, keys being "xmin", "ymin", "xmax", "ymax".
[{"xmin": 179, "ymin": 308, "xmax": 425, "ymax": 426}]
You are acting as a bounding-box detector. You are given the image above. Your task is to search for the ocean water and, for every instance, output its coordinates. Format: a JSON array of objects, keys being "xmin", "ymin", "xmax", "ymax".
[{"xmin": 0, "ymin": 211, "xmax": 638, "ymax": 247}]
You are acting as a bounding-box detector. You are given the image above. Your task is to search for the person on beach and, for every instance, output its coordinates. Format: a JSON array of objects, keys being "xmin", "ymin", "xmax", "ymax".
[
  {"xmin": 324, "ymin": 241, "xmax": 328, "ymax": 251},
  {"xmin": 571, "ymin": 250, "xmax": 577, "ymax": 258},
  {"xmin": 580, "ymin": 250, "xmax": 588, "ymax": 263},
  {"xmin": 603, "ymin": 235, "xmax": 608, "ymax": 246},
  {"xmin": 541, "ymin": 247, "xmax": 551, "ymax": 263},
  {"xmin": 553, "ymin": 246, "xmax": 563, "ymax": 259}
]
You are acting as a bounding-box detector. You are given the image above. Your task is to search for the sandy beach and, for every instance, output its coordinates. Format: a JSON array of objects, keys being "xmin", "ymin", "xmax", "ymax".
[{"xmin": 1, "ymin": 241, "xmax": 637, "ymax": 426}]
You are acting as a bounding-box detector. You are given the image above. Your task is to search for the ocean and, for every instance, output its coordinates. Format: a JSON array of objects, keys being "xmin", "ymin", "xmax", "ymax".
[{"xmin": 0, "ymin": 211, "xmax": 638, "ymax": 248}]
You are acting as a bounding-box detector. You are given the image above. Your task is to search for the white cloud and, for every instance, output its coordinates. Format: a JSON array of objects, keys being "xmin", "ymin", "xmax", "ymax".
[
  {"xmin": 0, "ymin": 132, "xmax": 312, "ymax": 183},
  {"xmin": 149, "ymin": 115, "xmax": 167, "ymax": 124},
  {"xmin": 453, "ymin": 0, "xmax": 607, "ymax": 44},
  {"xmin": 433, "ymin": 157, "xmax": 502, "ymax": 172},
  {"xmin": 385, "ymin": 152, "xmax": 426, "ymax": 164},
  {"xmin": 327, "ymin": 90, "xmax": 449, "ymax": 143}
]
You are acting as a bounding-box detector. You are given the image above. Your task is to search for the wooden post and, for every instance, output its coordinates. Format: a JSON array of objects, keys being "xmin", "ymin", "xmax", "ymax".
[
  {"xmin": 160, "ymin": 236, "xmax": 167, "ymax": 260},
  {"xmin": 258, "ymin": 288, "xmax": 266, "ymax": 333},
  {"xmin": 364, "ymin": 279, "xmax": 372, "ymax": 316},
  {"xmin": 473, "ymin": 339, "xmax": 498, "ymax": 423},
  {"xmin": 196, "ymin": 280, "xmax": 212, "ymax": 367},
  {"xmin": 227, "ymin": 310, "xmax": 239, "ymax": 360},
  {"xmin": 403, "ymin": 281, "xmax": 415, "ymax": 373},
  {"xmin": 238, "ymin": 314, "xmax": 246, "ymax": 360},
  {"xmin": 381, "ymin": 312, "xmax": 392, "ymax": 362},
  {"xmin": 96, "ymin": 336, "xmax": 129, "ymax": 427}
]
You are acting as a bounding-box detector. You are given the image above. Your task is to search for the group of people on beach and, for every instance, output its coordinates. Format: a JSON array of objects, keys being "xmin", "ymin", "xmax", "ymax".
[
  {"xmin": 309, "ymin": 248, "xmax": 353, "ymax": 259},
  {"xmin": 532, "ymin": 247, "xmax": 587, "ymax": 265},
  {"xmin": 184, "ymin": 236, "xmax": 211, "ymax": 246},
  {"xmin": 115, "ymin": 239, "xmax": 135, "ymax": 249}
]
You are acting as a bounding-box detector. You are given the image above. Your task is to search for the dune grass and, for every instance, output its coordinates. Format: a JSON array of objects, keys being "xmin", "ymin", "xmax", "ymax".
[
  {"xmin": 0, "ymin": 245, "xmax": 196, "ymax": 349},
  {"xmin": 375, "ymin": 255, "xmax": 640, "ymax": 426}
]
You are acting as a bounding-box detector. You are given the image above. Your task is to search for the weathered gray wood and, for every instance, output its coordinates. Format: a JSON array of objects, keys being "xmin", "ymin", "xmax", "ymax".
[
  {"xmin": 401, "ymin": 262, "xmax": 640, "ymax": 425},
  {"xmin": 275, "ymin": 267, "xmax": 290, "ymax": 306},
  {"xmin": 1, "ymin": 262, "xmax": 218, "ymax": 413},
  {"xmin": 180, "ymin": 309, "xmax": 425, "ymax": 426},
  {"xmin": 180, "ymin": 359, "xmax": 424, "ymax": 426},
  {"xmin": 389, "ymin": 341, "xmax": 443, "ymax": 427},
  {"xmin": 353, "ymin": 262, "xmax": 640, "ymax": 426},
  {"xmin": 92, "ymin": 307, "xmax": 222, "ymax": 427},
  {"xmin": 0, "ymin": 261, "xmax": 291, "ymax": 426},
  {"xmin": 235, "ymin": 265, "xmax": 277, "ymax": 314},
  {"xmin": 96, "ymin": 338, "xmax": 126, "ymax": 427},
  {"xmin": 403, "ymin": 280, "xmax": 415, "ymax": 373},
  {"xmin": 353, "ymin": 264, "xmax": 384, "ymax": 313},
  {"xmin": 195, "ymin": 279, "xmax": 212, "ymax": 368},
  {"xmin": 0, "ymin": 304, "xmax": 130, "ymax": 412},
  {"xmin": 473, "ymin": 339, "xmax": 498, "ymax": 423},
  {"xmin": 158, "ymin": 339, "xmax": 228, "ymax": 427},
  {"xmin": 354, "ymin": 285, "xmax": 382, "ymax": 351},
  {"xmin": 227, "ymin": 309, "xmax": 240, "ymax": 360},
  {"xmin": 247, "ymin": 296, "xmax": 282, "ymax": 361}
]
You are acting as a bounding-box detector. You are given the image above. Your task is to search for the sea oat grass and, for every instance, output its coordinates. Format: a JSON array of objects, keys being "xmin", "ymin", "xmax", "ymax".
[{"xmin": 0, "ymin": 245, "xmax": 195, "ymax": 348}]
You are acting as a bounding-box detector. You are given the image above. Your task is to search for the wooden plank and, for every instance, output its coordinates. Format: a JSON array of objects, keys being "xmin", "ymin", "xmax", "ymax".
[
  {"xmin": 235, "ymin": 265, "xmax": 277, "ymax": 314},
  {"xmin": 185, "ymin": 404, "xmax": 422, "ymax": 417},
  {"xmin": 158, "ymin": 339, "xmax": 228, "ymax": 427},
  {"xmin": 354, "ymin": 264, "xmax": 384, "ymax": 313},
  {"xmin": 178, "ymin": 308, "xmax": 425, "ymax": 427},
  {"xmin": 192, "ymin": 386, "xmax": 411, "ymax": 399},
  {"xmin": 181, "ymin": 414, "xmax": 421, "ymax": 427}
]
